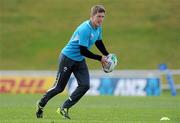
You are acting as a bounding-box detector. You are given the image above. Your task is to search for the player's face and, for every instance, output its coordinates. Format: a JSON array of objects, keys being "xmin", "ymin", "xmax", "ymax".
[{"xmin": 91, "ymin": 12, "xmax": 105, "ymax": 27}]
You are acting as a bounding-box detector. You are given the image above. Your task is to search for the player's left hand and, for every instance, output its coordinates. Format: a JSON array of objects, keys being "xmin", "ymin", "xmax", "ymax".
[{"xmin": 101, "ymin": 56, "xmax": 108, "ymax": 66}]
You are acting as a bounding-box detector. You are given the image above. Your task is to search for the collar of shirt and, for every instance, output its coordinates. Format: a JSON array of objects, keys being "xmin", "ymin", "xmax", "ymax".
[{"xmin": 88, "ymin": 20, "xmax": 98, "ymax": 30}]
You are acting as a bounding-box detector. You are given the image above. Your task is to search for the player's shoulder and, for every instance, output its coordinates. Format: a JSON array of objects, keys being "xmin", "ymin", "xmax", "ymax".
[
  {"xmin": 76, "ymin": 20, "xmax": 91, "ymax": 35},
  {"xmin": 78, "ymin": 20, "xmax": 91, "ymax": 30}
]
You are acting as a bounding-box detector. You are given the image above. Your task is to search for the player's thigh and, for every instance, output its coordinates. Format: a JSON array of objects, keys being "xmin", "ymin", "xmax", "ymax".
[
  {"xmin": 73, "ymin": 60, "xmax": 90, "ymax": 86},
  {"xmin": 55, "ymin": 54, "xmax": 75, "ymax": 90}
]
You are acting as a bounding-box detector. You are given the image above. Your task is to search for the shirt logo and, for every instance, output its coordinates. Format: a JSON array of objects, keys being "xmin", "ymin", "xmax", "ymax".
[
  {"xmin": 63, "ymin": 67, "xmax": 67, "ymax": 72},
  {"xmin": 90, "ymin": 33, "xmax": 94, "ymax": 40}
]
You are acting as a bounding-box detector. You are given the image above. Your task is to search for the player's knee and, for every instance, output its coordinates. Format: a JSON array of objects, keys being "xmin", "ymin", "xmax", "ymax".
[
  {"xmin": 54, "ymin": 88, "xmax": 64, "ymax": 94},
  {"xmin": 82, "ymin": 84, "xmax": 90, "ymax": 91}
]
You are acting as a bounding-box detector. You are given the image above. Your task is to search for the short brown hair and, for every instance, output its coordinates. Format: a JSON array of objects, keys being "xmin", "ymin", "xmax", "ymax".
[{"xmin": 91, "ymin": 5, "xmax": 105, "ymax": 16}]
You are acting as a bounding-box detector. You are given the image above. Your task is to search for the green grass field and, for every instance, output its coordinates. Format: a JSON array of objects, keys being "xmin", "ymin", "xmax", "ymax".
[
  {"xmin": 1, "ymin": 0, "xmax": 180, "ymax": 70},
  {"xmin": 0, "ymin": 93, "xmax": 180, "ymax": 123},
  {"xmin": 1, "ymin": 1, "xmax": 180, "ymax": 122}
]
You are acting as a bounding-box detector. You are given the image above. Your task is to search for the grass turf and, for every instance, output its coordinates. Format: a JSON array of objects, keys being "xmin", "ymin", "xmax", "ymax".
[
  {"xmin": 1, "ymin": 0, "xmax": 180, "ymax": 70},
  {"xmin": 0, "ymin": 93, "xmax": 180, "ymax": 123}
]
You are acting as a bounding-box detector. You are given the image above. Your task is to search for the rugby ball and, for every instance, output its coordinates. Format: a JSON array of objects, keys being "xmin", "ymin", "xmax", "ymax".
[{"xmin": 102, "ymin": 54, "xmax": 117, "ymax": 73}]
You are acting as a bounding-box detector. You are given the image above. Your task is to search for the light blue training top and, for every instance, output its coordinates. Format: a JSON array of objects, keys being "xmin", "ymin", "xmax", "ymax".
[{"xmin": 61, "ymin": 20, "xmax": 102, "ymax": 61}]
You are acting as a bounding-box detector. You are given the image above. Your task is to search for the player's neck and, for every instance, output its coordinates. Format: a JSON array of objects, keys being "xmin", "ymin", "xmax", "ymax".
[{"xmin": 89, "ymin": 19, "xmax": 98, "ymax": 29}]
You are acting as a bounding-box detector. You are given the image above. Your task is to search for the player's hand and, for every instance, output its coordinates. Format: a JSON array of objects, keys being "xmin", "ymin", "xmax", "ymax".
[{"xmin": 101, "ymin": 56, "xmax": 108, "ymax": 66}]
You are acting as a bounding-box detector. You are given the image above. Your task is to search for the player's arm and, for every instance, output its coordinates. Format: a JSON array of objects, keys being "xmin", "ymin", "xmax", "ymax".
[
  {"xmin": 78, "ymin": 27, "xmax": 107, "ymax": 62},
  {"xmin": 95, "ymin": 40, "xmax": 109, "ymax": 56},
  {"xmin": 80, "ymin": 46, "xmax": 102, "ymax": 61}
]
